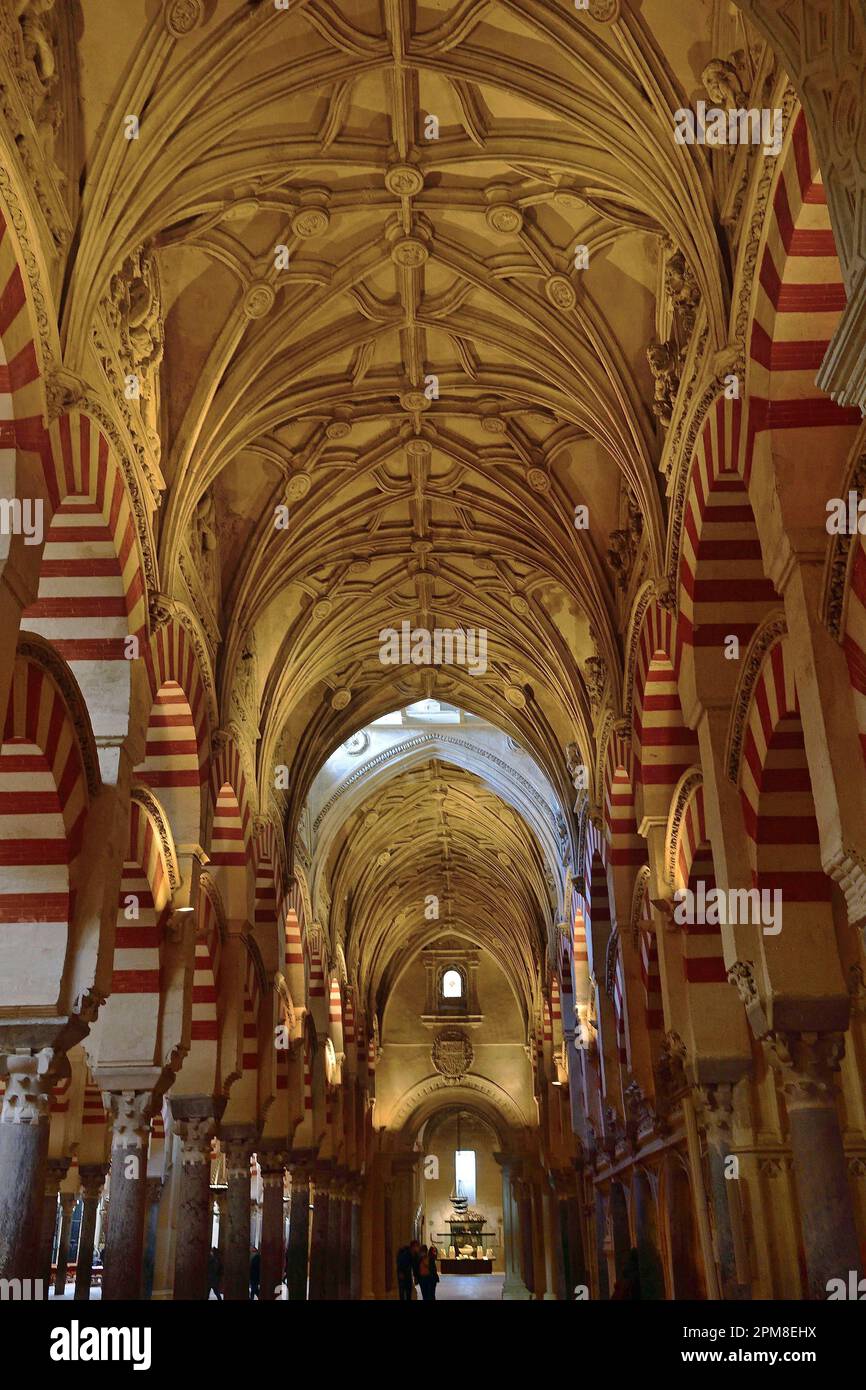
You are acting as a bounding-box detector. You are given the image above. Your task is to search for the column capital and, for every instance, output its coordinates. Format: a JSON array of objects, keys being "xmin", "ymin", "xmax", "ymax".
[
  {"xmin": 0, "ymin": 1049, "xmax": 63, "ymax": 1123},
  {"xmin": 45, "ymin": 1155, "xmax": 72, "ymax": 1191},
  {"xmin": 103, "ymin": 1089, "xmax": 153, "ymax": 1149},
  {"xmin": 78, "ymin": 1163, "xmax": 108, "ymax": 1198},
  {"xmin": 765, "ymin": 1031, "xmax": 846, "ymax": 1112},
  {"xmin": 695, "ymin": 1081, "xmax": 735, "ymax": 1147},
  {"xmin": 220, "ymin": 1125, "xmax": 257, "ymax": 1175}
]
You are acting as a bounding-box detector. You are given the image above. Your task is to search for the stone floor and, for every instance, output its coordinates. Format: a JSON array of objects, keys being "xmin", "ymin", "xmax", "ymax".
[{"xmin": 434, "ymin": 1274, "xmax": 504, "ymax": 1301}]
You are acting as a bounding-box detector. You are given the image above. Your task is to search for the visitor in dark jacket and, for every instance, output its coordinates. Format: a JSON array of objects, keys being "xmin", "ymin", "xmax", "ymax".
[
  {"xmin": 418, "ymin": 1243, "xmax": 440, "ymax": 1301},
  {"xmin": 397, "ymin": 1239, "xmax": 420, "ymax": 1300}
]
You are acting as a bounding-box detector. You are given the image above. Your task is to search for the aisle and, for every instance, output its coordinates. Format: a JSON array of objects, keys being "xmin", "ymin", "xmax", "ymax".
[{"xmin": 434, "ymin": 1275, "xmax": 504, "ymax": 1301}]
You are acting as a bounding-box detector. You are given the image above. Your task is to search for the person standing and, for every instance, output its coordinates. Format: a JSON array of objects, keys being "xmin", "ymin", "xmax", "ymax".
[
  {"xmin": 249, "ymin": 1246, "xmax": 261, "ymax": 1300},
  {"xmin": 418, "ymin": 1243, "xmax": 439, "ymax": 1301},
  {"xmin": 397, "ymin": 1239, "xmax": 420, "ymax": 1300}
]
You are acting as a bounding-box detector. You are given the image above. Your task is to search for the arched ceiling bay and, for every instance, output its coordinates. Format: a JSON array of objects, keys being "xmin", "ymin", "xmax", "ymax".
[{"xmin": 64, "ymin": 0, "xmax": 733, "ymax": 829}]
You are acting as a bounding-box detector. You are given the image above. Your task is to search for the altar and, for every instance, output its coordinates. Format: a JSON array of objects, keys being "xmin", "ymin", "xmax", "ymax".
[{"xmin": 439, "ymin": 1258, "xmax": 493, "ymax": 1275}]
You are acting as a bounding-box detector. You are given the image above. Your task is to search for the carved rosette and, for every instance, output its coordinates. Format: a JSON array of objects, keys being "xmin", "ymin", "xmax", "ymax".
[{"xmin": 431, "ymin": 1027, "xmax": 474, "ymax": 1083}]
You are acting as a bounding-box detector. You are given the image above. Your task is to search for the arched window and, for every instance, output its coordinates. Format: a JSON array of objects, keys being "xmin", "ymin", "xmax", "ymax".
[{"xmin": 441, "ymin": 968, "xmax": 463, "ymax": 1000}]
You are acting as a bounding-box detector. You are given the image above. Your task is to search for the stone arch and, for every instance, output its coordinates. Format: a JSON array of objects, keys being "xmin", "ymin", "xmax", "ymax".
[
  {"xmin": 22, "ymin": 412, "xmax": 149, "ymax": 750},
  {"xmin": 175, "ymin": 873, "xmax": 223, "ymax": 1095},
  {"xmin": 734, "ymin": 628, "xmax": 843, "ymax": 1027},
  {"xmin": 668, "ymin": 771, "xmax": 727, "ymax": 990},
  {"xmin": 676, "ymin": 393, "xmax": 781, "ymax": 712},
  {"xmin": 629, "ymin": 598, "xmax": 699, "ymax": 823},
  {"xmin": 661, "ymin": 1156, "xmax": 706, "ymax": 1300},
  {"xmin": 387, "ymin": 1073, "xmax": 530, "ymax": 1141},
  {"xmin": 608, "ymin": 1180, "xmax": 631, "ymax": 1285},
  {"xmin": 0, "ymin": 641, "xmax": 94, "ymax": 1010},
  {"xmin": 633, "ymin": 1167, "xmax": 665, "ymax": 1300},
  {"xmin": 0, "ymin": 194, "xmax": 51, "ymax": 701},
  {"xmin": 95, "ymin": 792, "xmax": 175, "ymax": 1076},
  {"xmin": 746, "ymin": 111, "xmax": 860, "ymax": 448},
  {"xmin": 138, "ymin": 617, "xmax": 212, "ymax": 849}
]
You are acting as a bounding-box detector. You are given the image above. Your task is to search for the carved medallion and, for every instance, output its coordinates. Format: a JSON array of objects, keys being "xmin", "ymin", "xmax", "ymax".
[
  {"xmin": 486, "ymin": 204, "xmax": 523, "ymax": 234},
  {"xmin": 243, "ymin": 281, "xmax": 275, "ymax": 318},
  {"xmin": 385, "ymin": 165, "xmax": 424, "ymax": 197},
  {"xmin": 292, "ymin": 207, "xmax": 330, "ymax": 238},
  {"xmin": 545, "ymin": 274, "xmax": 577, "ymax": 310},
  {"xmin": 432, "ymin": 1028, "xmax": 474, "ymax": 1082},
  {"xmin": 164, "ymin": 0, "xmax": 204, "ymax": 37},
  {"xmin": 391, "ymin": 237, "xmax": 429, "ymax": 267}
]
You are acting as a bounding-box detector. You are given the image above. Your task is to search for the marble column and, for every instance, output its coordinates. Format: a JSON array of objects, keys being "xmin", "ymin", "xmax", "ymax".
[
  {"xmin": 74, "ymin": 1166, "xmax": 107, "ymax": 1301},
  {"xmin": 222, "ymin": 1131, "xmax": 255, "ymax": 1300},
  {"xmin": 325, "ymin": 1184, "xmax": 343, "ymax": 1299},
  {"xmin": 171, "ymin": 1104, "xmax": 219, "ymax": 1301},
  {"xmin": 541, "ymin": 1180, "xmax": 563, "ymax": 1300},
  {"xmin": 53, "ymin": 1192, "xmax": 77, "ymax": 1295},
  {"xmin": 349, "ymin": 1185, "xmax": 362, "ymax": 1301},
  {"xmin": 339, "ymin": 1185, "xmax": 353, "ymax": 1299},
  {"xmin": 769, "ymin": 1032, "xmax": 863, "ymax": 1298},
  {"xmin": 308, "ymin": 1175, "xmax": 330, "ymax": 1300},
  {"xmin": 141, "ymin": 1177, "xmax": 162, "ymax": 1299},
  {"xmin": 0, "ymin": 1051, "xmax": 57, "ymax": 1282},
  {"xmin": 286, "ymin": 1164, "xmax": 311, "ymax": 1300},
  {"xmin": 494, "ymin": 1154, "xmax": 530, "ymax": 1300},
  {"xmin": 259, "ymin": 1150, "xmax": 288, "ymax": 1300},
  {"xmin": 382, "ymin": 1180, "xmax": 394, "ymax": 1296},
  {"xmin": 517, "ymin": 1181, "xmax": 535, "ymax": 1294},
  {"xmin": 101, "ymin": 1091, "xmax": 151, "ymax": 1301},
  {"xmin": 39, "ymin": 1157, "xmax": 70, "ymax": 1290},
  {"xmin": 699, "ymin": 1083, "xmax": 751, "ymax": 1300}
]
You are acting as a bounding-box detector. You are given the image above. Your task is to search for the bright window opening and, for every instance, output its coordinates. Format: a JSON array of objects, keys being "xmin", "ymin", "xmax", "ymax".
[
  {"xmin": 442, "ymin": 968, "xmax": 463, "ymax": 999},
  {"xmin": 455, "ymin": 1150, "xmax": 476, "ymax": 1205}
]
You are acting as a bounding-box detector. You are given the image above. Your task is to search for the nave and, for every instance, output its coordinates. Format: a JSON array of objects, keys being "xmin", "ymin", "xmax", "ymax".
[{"xmin": 1, "ymin": 0, "xmax": 866, "ymax": 1314}]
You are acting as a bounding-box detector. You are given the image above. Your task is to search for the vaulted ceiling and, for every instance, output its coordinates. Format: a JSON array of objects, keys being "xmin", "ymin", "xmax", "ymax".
[{"xmin": 63, "ymin": 0, "xmax": 748, "ymax": 1018}]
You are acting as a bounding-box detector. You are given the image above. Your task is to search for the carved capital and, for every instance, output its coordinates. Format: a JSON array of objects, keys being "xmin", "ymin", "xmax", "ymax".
[
  {"xmin": 765, "ymin": 1032, "xmax": 846, "ymax": 1112},
  {"xmin": 103, "ymin": 1090, "xmax": 153, "ymax": 1150},
  {"xmin": 696, "ymin": 1082, "xmax": 734, "ymax": 1148},
  {"xmin": 174, "ymin": 1115, "xmax": 216, "ymax": 1164},
  {"xmin": 0, "ymin": 1050, "xmax": 60, "ymax": 1124}
]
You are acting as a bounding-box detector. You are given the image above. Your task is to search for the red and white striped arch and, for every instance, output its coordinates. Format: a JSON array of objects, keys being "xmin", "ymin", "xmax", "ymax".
[
  {"xmin": 631, "ymin": 601, "xmax": 698, "ymax": 817},
  {"xmin": 737, "ymin": 633, "xmax": 833, "ymax": 932},
  {"xmin": 209, "ymin": 736, "xmax": 253, "ymax": 925},
  {"xmin": 189, "ymin": 882, "xmax": 221, "ymax": 1050},
  {"xmin": 670, "ymin": 775, "xmax": 727, "ymax": 989},
  {"xmin": 748, "ymin": 110, "xmax": 860, "ymax": 441},
  {"xmin": 0, "ymin": 648, "xmax": 90, "ymax": 1009},
  {"xmin": 0, "ymin": 205, "xmax": 47, "ymax": 537},
  {"xmin": 23, "ymin": 415, "xmax": 147, "ymax": 710},
  {"xmin": 282, "ymin": 876, "xmax": 306, "ymax": 1008},
  {"xmin": 138, "ymin": 620, "xmax": 211, "ymax": 847},
  {"xmin": 677, "ymin": 394, "xmax": 779, "ymax": 668}
]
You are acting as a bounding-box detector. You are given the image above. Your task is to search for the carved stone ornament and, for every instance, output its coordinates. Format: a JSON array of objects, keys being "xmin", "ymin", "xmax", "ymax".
[
  {"xmin": 0, "ymin": 1049, "xmax": 59, "ymax": 1124},
  {"xmin": 385, "ymin": 164, "xmax": 424, "ymax": 197},
  {"xmin": 243, "ymin": 281, "xmax": 275, "ymax": 319},
  {"xmin": 102, "ymin": 1089, "xmax": 153, "ymax": 1149},
  {"xmin": 431, "ymin": 1027, "xmax": 474, "ymax": 1083},
  {"xmin": 164, "ymin": 0, "xmax": 204, "ymax": 38},
  {"xmin": 765, "ymin": 1032, "xmax": 846, "ymax": 1113},
  {"xmin": 587, "ymin": 0, "xmax": 621, "ymax": 20}
]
